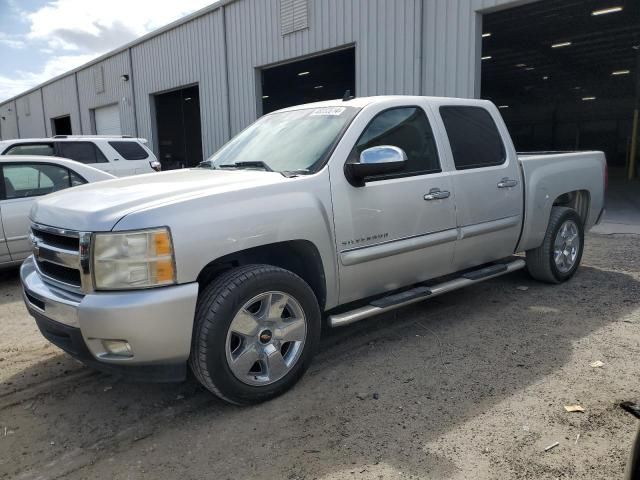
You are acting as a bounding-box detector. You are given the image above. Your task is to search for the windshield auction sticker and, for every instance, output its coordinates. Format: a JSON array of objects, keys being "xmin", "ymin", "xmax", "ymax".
[{"xmin": 310, "ymin": 107, "xmax": 347, "ymax": 116}]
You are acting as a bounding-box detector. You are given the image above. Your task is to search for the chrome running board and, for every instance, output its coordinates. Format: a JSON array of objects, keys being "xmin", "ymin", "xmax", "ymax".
[{"xmin": 328, "ymin": 258, "xmax": 526, "ymax": 328}]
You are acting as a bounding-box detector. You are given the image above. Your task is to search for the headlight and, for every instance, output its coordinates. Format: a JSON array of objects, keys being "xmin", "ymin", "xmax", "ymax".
[{"xmin": 93, "ymin": 228, "xmax": 176, "ymax": 290}]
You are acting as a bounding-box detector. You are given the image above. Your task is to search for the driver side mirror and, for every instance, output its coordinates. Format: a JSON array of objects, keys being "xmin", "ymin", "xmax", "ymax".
[{"xmin": 344, "ymin": 145, "xmax": 407, "ymax": 187}]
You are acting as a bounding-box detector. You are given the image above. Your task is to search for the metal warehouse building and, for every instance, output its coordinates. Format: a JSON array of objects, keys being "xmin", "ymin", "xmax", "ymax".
[{"xmin": 1, "ymin": 0, "xmax": 638, "ymax": 173}]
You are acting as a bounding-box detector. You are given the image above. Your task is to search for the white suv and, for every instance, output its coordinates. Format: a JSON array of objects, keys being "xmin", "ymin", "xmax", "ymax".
[{"xmin": 0, "ymin": 136, "xmax": 161, "ymax": 177}]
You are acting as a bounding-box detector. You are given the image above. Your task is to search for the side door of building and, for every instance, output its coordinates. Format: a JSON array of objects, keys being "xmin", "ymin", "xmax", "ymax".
[
  {"xmin": 329, "ymin": 102, "xmax": 458, "ymax": 305},
  {"xmin": 431, "ymin": 102, "xmax": 524, "ymax": 270},
  {"xmin": 1, "ymin": 162, "xmax": 85, "ymax": 262},
  {"xmin": 55, "ymin": 141, "xmax": 115, "ymax": 175}
]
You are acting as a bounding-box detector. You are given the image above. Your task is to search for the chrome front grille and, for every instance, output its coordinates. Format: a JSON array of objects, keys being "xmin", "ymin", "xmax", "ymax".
[{"xmin": 30, "ymin": 224, "xmax": 92, "ymax": 292}]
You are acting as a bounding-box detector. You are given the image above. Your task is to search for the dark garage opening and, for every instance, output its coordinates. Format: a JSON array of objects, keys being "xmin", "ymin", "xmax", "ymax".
[
  {"xmin": 154, "ymin": 85, "xmax": 203, "ymax": 170},
  {"xmin": 52, "ymin": 115, "xmax": 72, "ymax": 136},
  {"xmin": 481, "ymin": 0, "xmax": 640, "ymax": 174},
  {"xmin": 261, "ymin": 47, "xmax": 356, "ymax": 114}
]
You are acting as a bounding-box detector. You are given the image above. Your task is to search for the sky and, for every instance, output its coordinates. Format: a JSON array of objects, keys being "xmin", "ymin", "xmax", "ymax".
[{"xmin": 0, "ymin": 0, "xmax": 216, "ymax": 102}]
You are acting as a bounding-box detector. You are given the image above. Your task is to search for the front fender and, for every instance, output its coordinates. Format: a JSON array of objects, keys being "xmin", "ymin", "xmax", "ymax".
[{"xmin": 114, "ymin": 170, "xmax": 339, "ymax": 308}]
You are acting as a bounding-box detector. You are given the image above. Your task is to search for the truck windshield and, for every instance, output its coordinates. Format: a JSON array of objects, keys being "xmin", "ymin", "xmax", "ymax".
[{"xmin": 205, "ymin": 106, "xmax": 360, "ymax": 173}]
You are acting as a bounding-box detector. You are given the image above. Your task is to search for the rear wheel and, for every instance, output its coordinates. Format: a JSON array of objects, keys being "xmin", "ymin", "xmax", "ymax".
[
  {"xmin": 189, "ymin": 265, "xmax": 321, "ymax": 405},
  {"xmin": 526, "ymin": 206, "xmax": 584, "ymax": 284}
]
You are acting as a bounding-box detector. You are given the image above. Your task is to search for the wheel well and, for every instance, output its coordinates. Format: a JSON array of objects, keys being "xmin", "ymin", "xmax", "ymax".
[
  {"xmin": 553, "ymin": 190, "xmax": 590, "ymax": 225},
  {"xmin": 196, "ymin": 240, "xmax": 327, "ymax": 309}
]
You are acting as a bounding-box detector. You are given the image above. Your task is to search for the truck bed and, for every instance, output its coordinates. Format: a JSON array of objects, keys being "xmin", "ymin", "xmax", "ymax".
[{"xmin": 516, "ymin": 150, "xmax": 606, "ymax": 252}]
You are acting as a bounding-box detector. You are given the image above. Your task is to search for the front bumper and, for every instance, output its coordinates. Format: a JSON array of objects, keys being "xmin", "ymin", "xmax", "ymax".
[{"xmin": 21, "ymin": 256, "xmax": 199, "ymax": 382}]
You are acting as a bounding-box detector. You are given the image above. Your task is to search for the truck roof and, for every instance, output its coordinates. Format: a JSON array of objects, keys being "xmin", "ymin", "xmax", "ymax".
[
  {"xmin": 276, "ymin": 95, "xmax": 494, "ymax": 112},
  {"xmin": 0, "ymin": 136, "xmax": 148, "ymax": 144}
]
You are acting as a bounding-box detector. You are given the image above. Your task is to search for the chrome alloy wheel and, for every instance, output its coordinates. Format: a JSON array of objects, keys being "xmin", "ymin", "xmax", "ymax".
[
  {"xmin": 553, "ymin": 219, "xmax": 580, "ymax": 273},
  {"xmin": 225, "ymin": 291, "xmax": 307, "ymax": 386}
]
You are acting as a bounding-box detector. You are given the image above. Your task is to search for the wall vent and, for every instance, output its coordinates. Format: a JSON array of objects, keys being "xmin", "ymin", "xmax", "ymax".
[
  {"xmin": 280, "ymin": 0, "xmax": 308, "ymax": 36},
  {"xmin": 93, "ymin": 66, "xmax": 105, "ymax": 94},
  {"xmin": 23, "ymin": 97, "xmax": 31, "ymax": 116}
]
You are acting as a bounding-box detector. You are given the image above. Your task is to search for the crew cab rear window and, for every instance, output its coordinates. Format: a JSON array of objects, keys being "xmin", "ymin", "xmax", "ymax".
[
  {"xmin": 4, "ymin": 143, "xmax": 55, "ymax": 156},
  {"xmin": 351, "ymin": 107, "xmax": 441, "ymax": 178},
  {"xmin": 57, "ymin": 141, "xmax": 108, "ymax": 164},
  {"xmin": 439, "ymin": 106, "xmax": 506, "ymax": 170},
  {"xmin": 109, "ymin": 141, "xmax": 149, "ymax": 160}
]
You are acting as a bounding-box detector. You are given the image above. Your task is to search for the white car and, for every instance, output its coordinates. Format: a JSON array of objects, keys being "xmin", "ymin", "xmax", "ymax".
[
  {"xmin": 0, "ymin": 136, "xmax": 161, "ymax": 177},
  {"xmin": 0, "ymin": 155, "xmax": 115, "ymax": 267}
]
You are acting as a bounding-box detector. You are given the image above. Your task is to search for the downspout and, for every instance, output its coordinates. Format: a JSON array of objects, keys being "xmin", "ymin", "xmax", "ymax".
[
  {"xmin": 418, "ymin": 0, "xmax": 424, "ymax": 96},
  {"xmin": 74, "ymin": 72, "xmax": 83, "ymax": 134},
  {"xmin": 222, "ymin": 5, "xmax": 232, "ymax": 141},
  {"xmin": 14, "ymin": 100, "xmax": 20, "ymax": 138},
  {"xmin": 473, "ymin": 11, "xmax": 483, "ymax": 98},
  {"xmin": 128, "ymin": 47, "xmax": 139, "ymax": 137},
  {"xmin": 40, "ymin": 88, "xmax": 47, "ymax": 136}
]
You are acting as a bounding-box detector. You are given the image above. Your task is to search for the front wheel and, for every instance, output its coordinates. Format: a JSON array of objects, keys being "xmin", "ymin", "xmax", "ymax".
[
  {"xmin": 526, "ymin": 206, "xmax": 584, "ymax": 284},
  {"xmin": 189, "ymin": 265, "xmax": 321, "ymax": 405}
]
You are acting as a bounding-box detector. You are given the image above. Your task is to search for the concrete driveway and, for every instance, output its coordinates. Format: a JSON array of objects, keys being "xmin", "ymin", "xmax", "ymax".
[{"xmin": 591, "ymin": 175, "xmax": 640, "ymax": 235}]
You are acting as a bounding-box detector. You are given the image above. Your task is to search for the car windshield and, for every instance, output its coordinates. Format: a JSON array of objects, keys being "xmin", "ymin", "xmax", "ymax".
[{"xmin": 205, "ymin": 106, "xmax": 360, "ymax": 173}]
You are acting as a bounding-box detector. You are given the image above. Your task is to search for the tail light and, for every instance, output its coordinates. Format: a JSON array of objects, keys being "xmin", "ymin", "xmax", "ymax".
[{"xmin": 150, "ymin": 160, "xmax": 162, "ymax": 172}]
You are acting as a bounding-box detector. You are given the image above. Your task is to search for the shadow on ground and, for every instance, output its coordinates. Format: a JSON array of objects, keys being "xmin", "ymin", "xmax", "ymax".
[
  {"xmin": 2, "ymin": 257, "xmax": 639, "ymax": 479},
  {"xmin": 0, "ymin": 266, "xmax": 21, "ymax": 307}
]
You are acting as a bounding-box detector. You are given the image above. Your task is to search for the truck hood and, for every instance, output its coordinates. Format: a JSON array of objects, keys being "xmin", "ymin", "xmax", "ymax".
[{"xmin": 31, "ymin": 168, "xmax": 288, "ymax": 231}]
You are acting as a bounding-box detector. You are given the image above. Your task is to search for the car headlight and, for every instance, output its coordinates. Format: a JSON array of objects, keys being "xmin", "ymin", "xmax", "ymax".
[{"xmin": 93, "ymin": 228, "xmax": 176, "ymax": 290}]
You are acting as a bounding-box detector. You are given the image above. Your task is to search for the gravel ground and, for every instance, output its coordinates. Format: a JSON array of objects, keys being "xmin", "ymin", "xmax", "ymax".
[{"xmin": 1, "ymin": 232, "xmax": 639, "ymax": 480}]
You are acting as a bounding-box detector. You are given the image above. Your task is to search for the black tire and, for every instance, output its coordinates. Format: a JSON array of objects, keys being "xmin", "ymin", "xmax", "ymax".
[
  {"xmin": 189, "ymin": 264, "xmax": 321, "ymax": 405},
  {"xmin": 526, "ymin": 206, "xmax": 584, "ymax": 284}
]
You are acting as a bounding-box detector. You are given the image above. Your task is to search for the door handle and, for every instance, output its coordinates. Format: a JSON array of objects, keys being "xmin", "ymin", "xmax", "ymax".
[
  {"xmin": 424, "ymin": 188, "xmax": 451, "ymax": 201},
  {"xmin": 497, "ymin": 177, "xmax": 518, "ymax": 188}
]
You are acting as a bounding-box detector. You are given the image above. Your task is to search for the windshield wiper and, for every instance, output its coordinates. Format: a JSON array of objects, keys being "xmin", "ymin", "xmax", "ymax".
[
  {"xmin": 197, "ymin": 160, "xmax": 215, "ymax": 169},
  {"xmin": 218, "ymin": 161, "xmax": 273, "ymax": 172},
  {"xmin": 281, "ymin": 169, "xmax": 311, "ymax": 178}
]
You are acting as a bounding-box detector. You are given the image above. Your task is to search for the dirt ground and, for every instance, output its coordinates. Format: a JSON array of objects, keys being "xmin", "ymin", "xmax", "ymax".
[{"xmin": 1, "ymin": 232, "xmax": 639, "ymax": 480}]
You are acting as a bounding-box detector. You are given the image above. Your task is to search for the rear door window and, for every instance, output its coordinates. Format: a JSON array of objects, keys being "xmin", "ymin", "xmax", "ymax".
[
  {"xmin": 69, "ymin": 170, "xmax": 86, "ymax": 186},
  {"xmin": 439, "ymin": 106, "xmax": 506, "ymax": 170},
  {"xmin": 57, "ymin": 142, "xmax": 108, "ymax": 164},
  {"xmin": 108, "ymin": 141, "xmax": 149, "ymax": 160},
  {"xmin": 3, "ymin": 143, "xmax": 55, "ymax": 156},
  {"xmin": 2, "ymin": 163, "xmax": 81, "ymax": 199}
]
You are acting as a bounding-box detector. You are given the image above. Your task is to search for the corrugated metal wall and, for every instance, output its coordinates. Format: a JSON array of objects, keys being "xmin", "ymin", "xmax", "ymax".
[
  {"xmin": 15, "ymin": 90, "xmax": 46, "ymax": 137},
  {"xmin": 0, "ymin": 101, "xmax": 19, "ymax": 139},
  {"xmin": 131, "ymin": 9, "xmax": 229, "ymax": 156},
  {"xmin": 41, "ymin": 75, "xmax": 81, "ymax": 136},
  {"xmin": 0, "ymin": 0, "xmax": 535, "ymax": 149},
  {"xmin": 76, "ymin": 50, "xmax": 137, "ymax": 136},
  {"xmin": 423, "ymin": 0, "xmax": 538, "ymax": 99},
  {"xmin": 225, "ymin": 0, "xmax": 423, "ymax": 134}
]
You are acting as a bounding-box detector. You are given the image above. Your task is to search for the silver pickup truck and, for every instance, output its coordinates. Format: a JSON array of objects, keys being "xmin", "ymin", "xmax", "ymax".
[{"xmin": 20, "ymin": 96, "xmax": 606, "ymax": 404}]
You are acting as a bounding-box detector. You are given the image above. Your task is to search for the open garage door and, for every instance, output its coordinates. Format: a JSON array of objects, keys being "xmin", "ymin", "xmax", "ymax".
[
  {"xmin": 94, "ymin": 104, "xmax": 121, "ymax": 135},
  {"xmin": 260, "ymin": 47, "xmax": 355, "ymax": 115},
  {"xmin": 154, "ymin": 85, "xmax": 203, "ymax": 170},
  {"xmin": 481, "ymin": 0, "xmax": 640, "ymax": 174}
]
